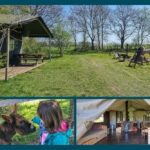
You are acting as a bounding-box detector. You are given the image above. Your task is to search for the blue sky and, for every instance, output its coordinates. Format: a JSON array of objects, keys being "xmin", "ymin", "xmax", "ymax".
[
  {"xmin": 63, "ymin": 5, "xmax": 150, "ymax": 12},
  {"xmin": 62, "ymin": 5, "xmax": 150, "ymax": 44}
]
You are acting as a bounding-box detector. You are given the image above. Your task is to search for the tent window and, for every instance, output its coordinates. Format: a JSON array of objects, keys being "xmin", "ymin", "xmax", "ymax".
[
  {"xmin": 116, "ymin": 111, "xmax": 123, "ymax": 122},
  {"xmin": 143, "ymin": 111, "xmax": 150, "ymax": 121}
]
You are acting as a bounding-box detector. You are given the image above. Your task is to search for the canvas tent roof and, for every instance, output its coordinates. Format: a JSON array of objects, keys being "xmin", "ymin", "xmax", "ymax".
[
  {"xmin": 0, "ymin": 14, "xmax": 53, "ymax": 38},
  {"xmin": 77, "ymin": 99, "xmax": 150, "ymax": 141}
]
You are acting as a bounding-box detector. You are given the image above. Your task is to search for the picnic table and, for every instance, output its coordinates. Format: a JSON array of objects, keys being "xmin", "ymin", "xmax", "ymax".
[
  {"xmin": 113, "ymin": 52, "xmax": 131, "ymax": 62},
  {"xmin": 12, "ymin": 54, "xmax": 44, "ymax": 66}
]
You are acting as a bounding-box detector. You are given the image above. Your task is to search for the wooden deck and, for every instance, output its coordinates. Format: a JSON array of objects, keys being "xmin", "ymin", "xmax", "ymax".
[
  {"xmin": 0, "ymin": 63, "xmax": 45, "ymax": 80},
  {"xmin": 96, "ymin": 130, "xmax": 147, "ymax": 145}
]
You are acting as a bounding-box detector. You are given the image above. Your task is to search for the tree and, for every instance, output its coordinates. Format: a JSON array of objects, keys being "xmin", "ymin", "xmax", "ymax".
[
  {"xmin": 70, "ymin": 6, "xmax": 88, "ymax": 49},
  {"xmin": 28, "ymin": 5, "xmax": 65, "ymax": 59},
  {"xmin": 53, "ymin": 23, "xmax": 71, "ymax": 57},
  {"xmin": 22, "ymin": 38, "xmax": 41, "ymax": 54},
  {"xmin": 0, "ymin": 6, "xmax": 31, "ymax": 14},
  {"xmin": 133, "ymin": 7, "xmax": 150, "ymax": 46},
  {"xmin": 110, "ymin": 6, "xmax": 136, "ymax": 49},
  {"xmin": 95, "ymin": 6, "xmax": 110, "ymax": 50},
  {"xmin": 71, "ymin": 6, "xmax": 98, "ymax": 50},
  {"xmin": 29, "ymin": 5, "xmax": 63, "ymax": 29},
  {"xmin": 84, "ymin": 6, "xmax": 97, "ymax": 50},
  {"xmin": 68, "ymin": 11, "xmax": 78, "ymax": 50}
]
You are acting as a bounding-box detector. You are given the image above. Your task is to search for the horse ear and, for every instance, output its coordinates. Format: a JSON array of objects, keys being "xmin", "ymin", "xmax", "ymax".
[
  {"xmin": 1, "ymin": 114, "xmax": 13, "ymax": 123},
  {"xmin": 12, "ymin": 104, "xmax": 18, "ymax": 114}
]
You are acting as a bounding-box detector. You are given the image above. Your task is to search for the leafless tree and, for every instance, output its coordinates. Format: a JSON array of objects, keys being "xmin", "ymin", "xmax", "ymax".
[
  {"xmin": 110, "ymin": 6, "xmax": 136, "ymax": 49},
  {"xmin": 133, "ymin": 7, "xmax": 150, "ymax": 46},
  {"xmin": 95, "ymin": 6, "xmax": 110, "ymax": 50},
  {"xmin": 29, "ymin": 5, "xmax": 63, "ymax": 29},
  {"xmin": 84, "ymin": 6, "xmax": 97, "ymax": 50},
  {"xmin": 68, "ymin": 10, "xmax": 78, "ymax": 50},
  {"xmin": 70, "ymin": 6, "xmax": 87, "ymax": 49},
  {"xmin": 71, "ymin": 6, "xmax": 98, "ymax": 50}
]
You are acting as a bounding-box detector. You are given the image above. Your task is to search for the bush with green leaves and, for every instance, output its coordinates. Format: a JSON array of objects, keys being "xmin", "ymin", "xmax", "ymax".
[
  {"xmin": 0, "ymin": 53, "xmax": 6, "ymax": 68},
  {"xmin": 53, "ymin": 24, "xmax": 71, "ymax": 57}
]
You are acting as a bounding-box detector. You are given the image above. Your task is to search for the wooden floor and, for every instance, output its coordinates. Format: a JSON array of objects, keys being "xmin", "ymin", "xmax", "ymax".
[
  {"xmin": 0, "ymin": 63, "xmax": 45, "ymax": 80},
  {"xmin": 96, "ymin": 130, "xmax": 147, "ymax": 145}
]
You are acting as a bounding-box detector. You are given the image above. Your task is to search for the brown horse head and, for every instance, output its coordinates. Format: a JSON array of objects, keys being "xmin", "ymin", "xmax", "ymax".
[{"xmin": 0, "ymin": 104, "xmax": 36, "ymax": 144}]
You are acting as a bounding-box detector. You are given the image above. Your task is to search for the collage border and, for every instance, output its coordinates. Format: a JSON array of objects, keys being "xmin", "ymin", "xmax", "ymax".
[
  {"xmin": 0, "ymin": 0, "xmax": 150, "ymax": 149},
  {"xmin": 0, "ymin": 96, "xmax": 150, "ymax": 146},
  {"xmin": 0, "ymin": 0, "xmax": 150, "ymax": 5}
]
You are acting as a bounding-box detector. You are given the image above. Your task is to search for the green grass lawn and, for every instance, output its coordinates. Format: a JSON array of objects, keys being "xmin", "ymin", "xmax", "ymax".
[
  {"xmin": 0, "ymin": 100, "xmax": 70, "ymax": 144},
  {"xmin": 0, "ymin": 53, "xmax": 150, "ymax": 96}
]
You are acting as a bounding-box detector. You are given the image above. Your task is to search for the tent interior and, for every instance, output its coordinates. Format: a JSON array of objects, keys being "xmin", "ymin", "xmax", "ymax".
[{"xmin": 77, "ymin": 99, "xmax": 150, "ymax": 145}]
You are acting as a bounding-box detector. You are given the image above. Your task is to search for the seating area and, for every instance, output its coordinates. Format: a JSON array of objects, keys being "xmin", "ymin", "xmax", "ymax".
[
  {"xmin": 113, "ymin": 52, "xmax": 131, "ymax": 62},
  {"xmin": 11, "ymin": 54, "xmax": 44, "ymax": 66},
  {"xmin": 115, "ymin": 121, "xmax": 150, "ymax": 131},
  {"xmin": 78, "ymin": 121, "xmax": 150, "ymax": 145},
  {"xmin": 113, "ymin": 49, "xmax": 150, "ymax": 68}
]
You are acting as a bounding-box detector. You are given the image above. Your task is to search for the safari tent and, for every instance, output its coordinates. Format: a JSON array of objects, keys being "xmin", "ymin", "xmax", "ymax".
[
  {"xmin": 0, "ymin": 14, "xmax": 53, "ymax": 55},
  {"xmin": 0, "ymin": 14, "xmax": 53, "ymax": 80},
  {"xmin": 77, "ymin": 99, "xmax": 150, "ymax": 145}
]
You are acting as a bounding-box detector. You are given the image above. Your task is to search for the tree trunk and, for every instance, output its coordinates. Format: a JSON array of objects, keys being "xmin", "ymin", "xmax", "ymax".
[
  {"xmin": 137, "ymin": 30, "xmax": 140, "ymax": 46},
  {"xmin": 98, "ymin": 36, "xmax": 101, "ymax": 51},
  {"xmin": 74, "ymin": 38, "xmax": 77, "ymax": 50},
  {"xmin": 97, "ymin": 29, "xmax": 101, "ymax": 51},
  {"xmin": 91, "ymin": 39, "xmax": 95, "ymax": 50},
  {"xmin": 60, "ymin": 47, "xmax": 64, "ymax": 57},
  {"xmin": 101, "ymin": 24, "xmax": 104, "ymax": 50},
  {"xmin": 121, "ymin": 37, "xmax": 124, "ymax": 50},
  {"xmin": 83, "ymin": 31, "xmax": 86, "ymax": 49}
]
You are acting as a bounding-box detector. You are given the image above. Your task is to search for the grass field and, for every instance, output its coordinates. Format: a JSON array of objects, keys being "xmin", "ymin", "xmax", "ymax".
[
  {"xmin": 0, "ymin": 53, "xmax": 150, "ymax": 96},
  {"xmin": 0, "ymin": 100, "xmax": 70, "ymax": 144}
]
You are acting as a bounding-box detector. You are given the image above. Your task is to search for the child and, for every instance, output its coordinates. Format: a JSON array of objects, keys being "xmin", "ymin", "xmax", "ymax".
[{"xmin": 32, "ymin": 100, "xmax": 72, "ymax": 145}]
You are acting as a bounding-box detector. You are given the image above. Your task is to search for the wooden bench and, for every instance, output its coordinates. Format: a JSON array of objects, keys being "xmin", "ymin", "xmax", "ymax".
[{"xmin": 13, "ymin": 54, "xmax": 44, "ymax": 65}]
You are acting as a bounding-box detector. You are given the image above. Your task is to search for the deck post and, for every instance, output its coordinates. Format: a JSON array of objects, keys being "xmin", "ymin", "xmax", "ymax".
[
  {"xmin": 49, "ymin": 38, "xmax": 51, "ymax": 61},
  {"xmin": 5, "ymin": 28, "xmax": 10, "ymax": 81}
]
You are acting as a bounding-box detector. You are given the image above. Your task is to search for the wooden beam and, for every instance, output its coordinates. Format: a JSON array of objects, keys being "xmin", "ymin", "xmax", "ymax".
[
  {"xmin": 125, "ymin": 101, "xmax": 129, "ymax": 121},
  {"xmin": 49, "ymin": 38, "xmax": 51, "ymax": 61},
  {"xmin": 148, "ymin": 127, "xmax": 150, "ymax": 144},
  {"xmin": 0, "ymin": 99, "xmax": 37, "ymax": 107},
  {"xmin": 5, "ymin": 28, "xmax": 10, "ymax": 81}
]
